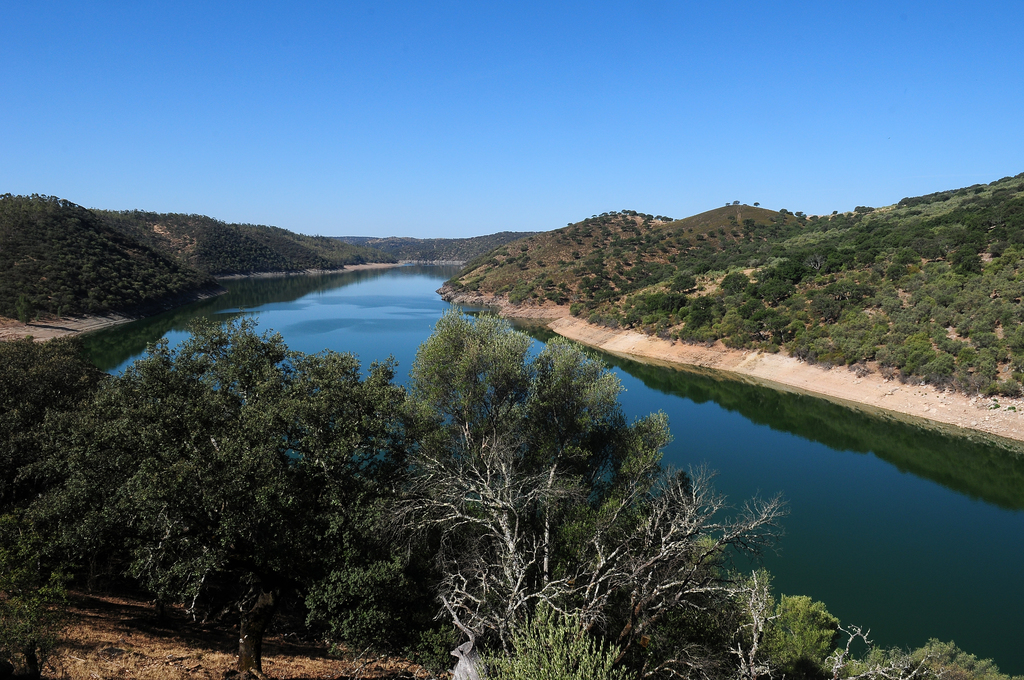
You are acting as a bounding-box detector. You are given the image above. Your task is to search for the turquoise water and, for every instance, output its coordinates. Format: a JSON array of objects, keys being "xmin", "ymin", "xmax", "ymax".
[{"xmin": 84, "ymin": 265, "xmax": 1024, "ymax": 674}]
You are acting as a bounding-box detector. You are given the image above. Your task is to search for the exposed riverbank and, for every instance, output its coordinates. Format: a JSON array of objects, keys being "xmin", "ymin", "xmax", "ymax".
[
  {"xmin": 214, "ymin": 261, "xmax": 401, "ymax": 280},
  {"xmin": 440, "ymin": 286, "xmax": 1024, "ymax": 447},
  {"xmin": 0, "ymin": 263, "xmax": 401, "ymax": 342}
]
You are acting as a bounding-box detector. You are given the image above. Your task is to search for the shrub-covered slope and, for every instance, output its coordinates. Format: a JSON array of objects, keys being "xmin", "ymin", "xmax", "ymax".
[
  {"xmin": 449, "ymin": 173, "xmax": 1024, "ymax": 395},
  {"xmin": 336, "ymin": 231, "xmax": 538, "ymax": 262},
  {"xmin": 97, "ymin": 210, "xmax": 396, "ymax": 276},
  {"xmin": 0, "ymin": 195, "xmax": 219, "ymax": 319}
]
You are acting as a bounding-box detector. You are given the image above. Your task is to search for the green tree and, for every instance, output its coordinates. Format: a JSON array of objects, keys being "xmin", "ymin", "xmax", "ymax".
[
  {"xmin": 0, "ymin": 513, "xmax": 68, "ymax": 680},
  {"xmin": 764, "ymin": 594, "xmax": 840, "ymax": 679},
  {"xmin": 37, "ymin": 318, "xmax": 405, "ymax": 675},
  {"xmin": 15, "ymin": 295, "xmax": 32, "ymax": 323},
  {"xmin": 0, "ymin": 337, "xmax": 104, "ymax": 512},
  {"xmin": 403, "ymin": 311, "xmax": 785, "ymax": 676}
]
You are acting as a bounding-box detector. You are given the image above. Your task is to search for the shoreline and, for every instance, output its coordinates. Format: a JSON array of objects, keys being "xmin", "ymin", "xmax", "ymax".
[
  {"xmin": 441, "ymin": 287, "xmax": 1024, "ymax": 448},
  {"xmin": 0, "ymin": 262, "xmax": 403, "ymax": 342},
  {"xmin": 214, "ymin": 261, "xmax": 401, "ymax": 280}
]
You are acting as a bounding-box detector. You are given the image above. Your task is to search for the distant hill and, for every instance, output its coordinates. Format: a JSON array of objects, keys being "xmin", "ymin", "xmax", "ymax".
[
  {"xmin": 0, "ymin": 194, "xmax": 219, "ymax": 320},
  {"xmin": 336, "ymin": 232, "xmax": 538, "ymax": 263},
  {"xmin": 449, "ymin": 206, "xmax": 797, "ymax": 303},
  {"xmin": 97, "ymin": 211, "xmax": 396, "ymax": 276},
  {"xmin": 447, "ymin": 174, "xmax": 1024, "ymax": 396}
]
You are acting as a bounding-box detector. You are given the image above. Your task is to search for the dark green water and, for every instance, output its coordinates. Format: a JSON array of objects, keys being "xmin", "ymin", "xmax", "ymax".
[{"xmin": 84, "ymin": 265, "xmax": 1024, "ymax": 674}]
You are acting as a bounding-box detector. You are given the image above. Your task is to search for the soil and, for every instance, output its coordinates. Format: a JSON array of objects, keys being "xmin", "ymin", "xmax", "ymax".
[{"xmin": 38, "ymin": 591, "xmax": 437, "ymax": 680}]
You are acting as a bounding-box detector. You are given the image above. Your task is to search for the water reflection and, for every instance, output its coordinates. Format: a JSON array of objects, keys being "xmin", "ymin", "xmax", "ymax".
[{"xmin": 84, "ymin": 266, "xmax": 460, "ymax": 371}]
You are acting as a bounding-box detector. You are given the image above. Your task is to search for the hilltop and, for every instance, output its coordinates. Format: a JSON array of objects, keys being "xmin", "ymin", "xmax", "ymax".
[
  {"xmin": 96, "ymin": 210, "xmax": 395, "ymax": 276},
  {"xmin": 337, "ymin": 231, "xmax": 538, "ymax": 263},
  {"xmin": 445, "ymin": 173, "xmax": 1024, "ymax": 398}
]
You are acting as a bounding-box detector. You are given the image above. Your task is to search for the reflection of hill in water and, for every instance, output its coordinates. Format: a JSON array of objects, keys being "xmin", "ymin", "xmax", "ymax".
[
  {"xmin": 85, "ymin": 267, "xmax": 458, "ymax": 372},
  {"xmin": 519, "ymin": 326, "xmax": 1024, "ymax": 511}
]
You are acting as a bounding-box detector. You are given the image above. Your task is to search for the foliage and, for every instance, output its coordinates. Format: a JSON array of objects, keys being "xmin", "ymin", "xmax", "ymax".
[
  {"xmin": 403, "ymin": 311, "xmax": 786, "ymax": 677},
  {"xmin": 0, "ymin": 337, "xmax": 105, "ymax": 512},
  {"xmin": 484, "ymin": 606, "xmax": 635, "ymax": 680},
  {"xmin": 0, "ymin": 513, "xmax": 68, "ymax": 680},
  {"xmin": 763, "ymin": 594, "xmax": 840, "ymax": 679},
  {"xmin": 33, "ymin": 317, "xmax": 407, "ymax": 673},
  {"xmin": 911, "ymin": 639, "xmax": 1024, "ymax": 680},
  {"xmin": 337, "ymin": 231, "xmax": 538, "ymax": 263},
  {"xmin": 96, "ymin": 209, "xmax": 396, "ymax": 275},
  {"xmin": 0, "ymin": 194, "xmax": 218, "ymax": 318}
]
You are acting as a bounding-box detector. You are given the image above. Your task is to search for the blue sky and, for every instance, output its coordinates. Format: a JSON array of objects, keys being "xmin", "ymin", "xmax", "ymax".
[{"xmin": 2, "ymin": 1, "xmax": 1022, "ymax": 238}]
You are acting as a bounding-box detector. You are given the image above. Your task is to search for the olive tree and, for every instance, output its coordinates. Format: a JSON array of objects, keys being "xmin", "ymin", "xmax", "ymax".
[
  {"xmin": 402, "ymin": 311, "xmax": 786, "ymax": 677},
  {"xmin": 36, "ymin": 318, "xmax": 405, "ymax": 675}
]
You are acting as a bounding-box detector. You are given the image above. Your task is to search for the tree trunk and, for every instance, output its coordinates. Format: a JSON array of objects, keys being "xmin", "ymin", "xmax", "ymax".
[
  {"xmin": 238, "ymin": 588, "xmax": 279, "ymax": 675},
  {"xmin": 22, "ymin": 646, "xmax": 40, "ymax": 680}
]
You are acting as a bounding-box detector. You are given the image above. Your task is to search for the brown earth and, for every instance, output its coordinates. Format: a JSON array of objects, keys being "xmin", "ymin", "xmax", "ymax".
[
  {"xmin": 39, "ymin": 591, "xmax": 436, "ymax": 680},
  {"xmin": 442, "ymin": 289, "xmax": 1024, "ymax": 448}
]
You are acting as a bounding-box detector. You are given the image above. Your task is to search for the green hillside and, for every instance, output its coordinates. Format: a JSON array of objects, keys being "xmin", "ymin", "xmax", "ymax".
[
  {"xmin": 0, "ymin": 194, "xmax": 219, "ymax": 320},
  {"xmin": 336, "ymin": 231, "xmax": 538, "ymax": 262},
  {"xmin": 450, "ymin": 173, "xmax": 1024, "ymax": 396},
  {"xmin": 97, "ymin": 210, "xmax": 396, "ymax": 276}
]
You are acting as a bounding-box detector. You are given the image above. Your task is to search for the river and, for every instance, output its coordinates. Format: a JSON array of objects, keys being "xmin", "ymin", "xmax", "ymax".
[{"xmin": 84, "ymin": 265, "xmax": 1024, "ymax": 674}]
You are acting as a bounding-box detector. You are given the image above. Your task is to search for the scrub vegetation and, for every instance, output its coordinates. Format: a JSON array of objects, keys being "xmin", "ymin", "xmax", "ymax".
[
  {"xmin": 0, "ymin": 195, "xmax": 397, "ymax": 322},
  {"xmin": 2, "ymin": 315, "xmax": 1019, "ymax": 680},
  {"xmin": 96, "ymin": 209, "xmax": 395, "ymax": 275},
  {"xmin": 337, "ymin": 232, "xmax": 538, "ymax": 263},
  {"xmin": 0, "ymin": 195, "xmax": 218, "ymax": 320},
  {"xmin": 449, "ymin": 172, "xmax": 1024, "ymax": 396}
]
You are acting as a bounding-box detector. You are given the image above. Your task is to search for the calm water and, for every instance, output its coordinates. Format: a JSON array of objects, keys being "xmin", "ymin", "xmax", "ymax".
[{"xmin": 85, "ymin": 265, "xmax": 1024, "ymax": 674}]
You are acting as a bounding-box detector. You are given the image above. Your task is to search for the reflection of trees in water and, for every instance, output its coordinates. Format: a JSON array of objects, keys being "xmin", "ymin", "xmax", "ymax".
[
  {"xmin": 85, "ymin": 266, "xmax": 461, "ymax": 372},
  {"xmin": 514, "ymin": 325, "xmax": 1024, "ymax": 511}
]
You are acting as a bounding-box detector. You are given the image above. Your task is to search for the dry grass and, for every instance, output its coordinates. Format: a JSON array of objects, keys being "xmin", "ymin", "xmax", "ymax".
[{"xmin": 40, "ymin": 592, "xmax": 439, "ymax": 680}]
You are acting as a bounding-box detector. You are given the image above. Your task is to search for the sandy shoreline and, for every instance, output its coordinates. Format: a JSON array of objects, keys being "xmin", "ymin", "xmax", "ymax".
[
  {"xmin": 0, "ymin": 263, "xmax": 402, "ymax": 343},
  {"xmin": 441, "ymin": 288, "xmax": 1024, "ymax": 447}
]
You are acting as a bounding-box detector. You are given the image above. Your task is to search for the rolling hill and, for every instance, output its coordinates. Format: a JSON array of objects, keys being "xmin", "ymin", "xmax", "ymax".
[
  {"xmin": 336, "ymin": 231, "xmax": 538, "ymax": 263},
  {"xmin": 0, "ymin": 194, "xmax": 221, "ymax": 320},
  {"xmin": 96, "ymin": 210, "xmax": 396, "ymax": 276},
  {"xmin": 446, "ymin": 173, "xmax": 1024, "ymax": 396}
]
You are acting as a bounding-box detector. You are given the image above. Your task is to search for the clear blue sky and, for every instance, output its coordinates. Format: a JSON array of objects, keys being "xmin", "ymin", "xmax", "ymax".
[{"xmin": 2, "ymin": 1, "xmax": 1022, "ymax": 238}]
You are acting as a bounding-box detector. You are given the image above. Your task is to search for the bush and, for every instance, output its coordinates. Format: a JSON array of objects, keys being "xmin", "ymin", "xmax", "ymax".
[
  {"xmin": 764, "ymin": 595, "xmax": 839, "ymax": 680},
  {"xmin": 484, "ymin": 606, "xmax": 634, "ymax": 680}
]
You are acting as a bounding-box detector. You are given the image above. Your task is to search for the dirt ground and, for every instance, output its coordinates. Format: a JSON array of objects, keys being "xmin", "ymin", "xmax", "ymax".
[{"xmin": 39, "ymin": 591, "xmax": 437, "ymax": 680}]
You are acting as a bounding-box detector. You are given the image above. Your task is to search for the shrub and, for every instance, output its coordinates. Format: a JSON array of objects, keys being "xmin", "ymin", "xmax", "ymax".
[{"xmin": 484, "ymin": 606, "xmax": 635, "ymax": 680}]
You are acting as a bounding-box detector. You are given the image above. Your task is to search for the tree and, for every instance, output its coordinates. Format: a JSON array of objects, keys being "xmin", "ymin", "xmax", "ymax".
[
  {"xmin": 15, "ymin": 295, "xmax": 32, "ymax": 323},
  {"xmin": 0, "ymin": 513, "xmax": 67, "ymax": 680},
  {"xmin": 402, "ymin": 311, "xmax": 786, "ymax": 677},
  {"xmin": 37, "ymin": 318, "xmax": 405, "ymax": 675},
  {"xmin": 764, "ymin": 594, "xmax": 840, "ymax": 679},
  {"xmin": 0, "ymin": 337, "xmax": 104, "ymax": 512}
]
